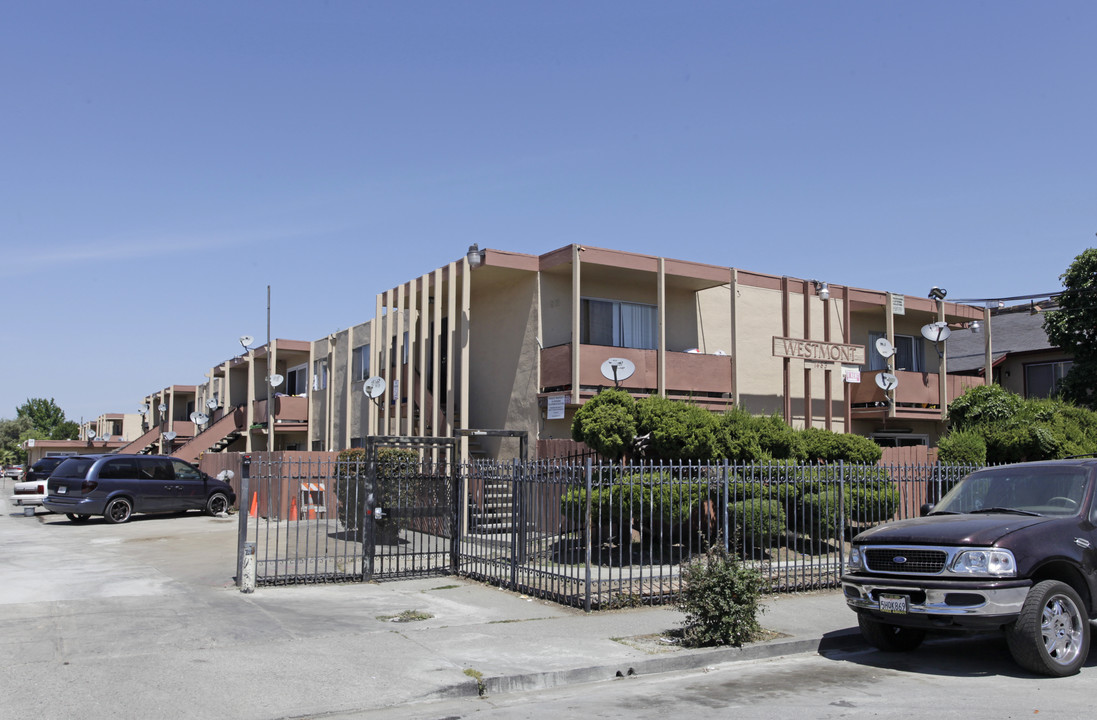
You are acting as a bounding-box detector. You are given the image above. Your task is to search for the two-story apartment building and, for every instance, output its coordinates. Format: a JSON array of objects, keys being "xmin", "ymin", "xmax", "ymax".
[{"xmin": 113, "ymin": 243, "xmax": 990, "ymax": 461}]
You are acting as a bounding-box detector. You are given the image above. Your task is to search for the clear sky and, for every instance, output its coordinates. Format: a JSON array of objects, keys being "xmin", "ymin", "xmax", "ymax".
[{"xmin": 2, "ymin": 1, "xmax": 1092, "ymax": 424}]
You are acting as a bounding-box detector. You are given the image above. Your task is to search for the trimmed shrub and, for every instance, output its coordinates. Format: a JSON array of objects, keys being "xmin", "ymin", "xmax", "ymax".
[
  {"xmin": 334, "ymin": 447, "xmax": 422, "ymax": 542},
  {"xmin": 799, "ymin": 427, "xmax": 882, "ymax": 464},
  {"xmin": 948, "ymin": 384, "xmax": 1026, "ymax": 430},
  {"xmin": 729, "ymin": 498, "xmax": 788, "ymax": 548},
  {"xmin": 938, "ymin": 429, "xmax": 987, "ymax": 465},
  {"xmin": 571, "ymin": 388, "xmax": 637, "ymax": 461},
  {"xmin": 678, "ymin": 543, "xmax": 764, "ymax": 647}
]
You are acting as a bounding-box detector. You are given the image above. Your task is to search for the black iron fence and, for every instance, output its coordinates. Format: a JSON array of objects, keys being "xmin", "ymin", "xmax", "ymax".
[{"xmin": 233, "ymin": 454, "xmax": 979, "ymax": 608}]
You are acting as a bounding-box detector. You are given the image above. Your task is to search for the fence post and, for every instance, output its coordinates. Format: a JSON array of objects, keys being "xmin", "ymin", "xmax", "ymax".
[
  {"xmin": 584, "ymin": 458, "xmax": 593, "ymax": 614},
  {"xmin": 838, "ymin": 460, "xmax": 846, "ymax": 578},
  {"xmin": 236, "ymin": 454, "xmax": 251, "ymax": 588},
  {"xmin": 510, "ymin": 458, "xmax": 520, "ymax": 588},
  {"xmin": 722, "ymin": 460, "xmax": 730, "ymax": 553}
]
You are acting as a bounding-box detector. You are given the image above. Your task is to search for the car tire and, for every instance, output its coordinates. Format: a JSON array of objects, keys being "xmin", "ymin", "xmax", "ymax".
[
  {"xmin": 104, "ymin": 497, "xmax": 133, "ymax": 524},
  {"xmin": 1006, "ymin": 580, "xmax": 1089, "ymax": 677},
  {"xmin": 66, "ymin": 513, "xmax": 91, "ymax": 523},
  {"xmin": 206, "ymin": 492, "xmax": 230, "ymax": 516},
  {"xmin": 858, "ymin": 614, "xmax": 926, "ymax": 652}
]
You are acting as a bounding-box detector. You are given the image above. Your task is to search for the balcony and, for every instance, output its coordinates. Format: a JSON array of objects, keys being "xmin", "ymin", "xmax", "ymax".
[
  {"xmin": 540, "ymin": 343, "xmax": 732, "ymax": 408},
  {"xmin": 850, "ymin": 370, "xmax": 985, "ymax": 419},
  {"xmin": 252, "ymin": 396, "xmax": 309, "ymax": 426}
]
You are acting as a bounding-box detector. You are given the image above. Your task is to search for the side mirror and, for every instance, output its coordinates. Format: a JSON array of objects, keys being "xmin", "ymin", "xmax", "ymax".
[{"xmin": 920, "ymin": 503, "xmax": 935, "ymax": 517}]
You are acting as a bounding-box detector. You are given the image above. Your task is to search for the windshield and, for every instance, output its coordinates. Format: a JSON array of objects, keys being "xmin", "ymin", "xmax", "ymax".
[{"xmin": 934, "ymin": 466, "xmax": 1090, "ymax": 516}]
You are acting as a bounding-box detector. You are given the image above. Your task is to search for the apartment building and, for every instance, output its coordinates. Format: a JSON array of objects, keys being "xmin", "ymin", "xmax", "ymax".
[{"xmin": 117, "ymin": 243, "xmax": 990, "ymax": 461}]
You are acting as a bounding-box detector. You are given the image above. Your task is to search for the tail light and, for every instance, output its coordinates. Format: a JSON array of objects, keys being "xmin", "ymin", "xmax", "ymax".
[
  {"xmin": 37, "ymin": 484, "xmax": 46, "ymax": 495},
  {"xmin": 81, "ymin": 481, "xmax": 98, "ymax": 494}
]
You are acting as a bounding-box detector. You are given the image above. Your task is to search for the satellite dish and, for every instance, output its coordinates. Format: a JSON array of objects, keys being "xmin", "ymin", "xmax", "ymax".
[
  {"xmin": 158, "ymin": 403, "xmax": 168, "ymax": 413},
  {"xmin": 138, "ymin": 405, "xmax": 149, "ymax": 415},
  {"xmin": 920, "ymin": 322, "xmax": 952, "ymax": 343},
  {"xmin": 875, "ymin": 338, "xmax": 895, "ymax": 359},
  {"xmin": 193, "ymin": 412, "xmax": 209, "ymax": 426},
  {"xmin": 713, "ymin": 350, "xmax": 727, "ymax": 356},
  {"xmin": 217, "ymin": 470, "xmax": 235, "ymax": 481},
  {"xmin": 600, "ymin": 358, "xmax": 636, "ymax": 385},
  {"xmin": 875, "ymin": 373, "xmax": 900, "ymax": 391},
  {"xmin": 363, "ymin": 376, "xmax": 386, "ymax": 399},
  {"xmin": 239, "ymin": 335, "xmax": 254, "ymax": 349},
  {"xmin": 269, "ymin": 373, "xmax": 284, "ymax": 387},
  {"xmin": 87, "ymin": 431, "xmax": 97, "ymax": 440},
  {"xmin": 189, "ymin": 412, "xmax": 200, "ymax": 423},
  {"xmin": 163, "ymin": 431, "xmax": 177, "ymax": 441},
  {"xmin": 206, "ymin": 398, "xmax": 218, "ymax": 410}
]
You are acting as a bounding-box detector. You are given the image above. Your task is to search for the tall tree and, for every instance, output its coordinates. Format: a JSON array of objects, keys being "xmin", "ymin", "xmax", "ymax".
[
  {"xmin": 1044, "ymin": 248, "xmax": 1097, "ymax": 409},
  {"xmin": 16, "ymin": 397, "xmax": 79, "ymax": 440}
]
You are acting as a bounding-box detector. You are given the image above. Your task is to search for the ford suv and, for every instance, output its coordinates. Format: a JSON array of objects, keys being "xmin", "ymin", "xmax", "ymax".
[
  {"xmin": 842, "ymin": 458, "xmax": 1097, "ymax": 676},
  {"xmin": 42, "ymin": 454, "xmax": 236, "ymax": 524}
]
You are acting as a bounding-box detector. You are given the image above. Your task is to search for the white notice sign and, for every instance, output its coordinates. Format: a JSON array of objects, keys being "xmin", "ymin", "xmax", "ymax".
[
  {"xmin": 890, "ymin": 293, "xmax": 906, "ymax": 316},
  {"xmin": 842, "ymin": 366, "xmax": 861, "ymax": 383},
  {"xmin": 547, "ymin": 395, "xmax": 566, "ymax": 420}
]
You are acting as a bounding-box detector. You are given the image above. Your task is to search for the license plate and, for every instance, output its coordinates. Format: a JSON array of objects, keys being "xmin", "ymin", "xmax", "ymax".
[
  {"xmin": 57, "ymin": 486, "xmax": 67, "ymax": 494},
  {"xmin": 879, "ymin": 594, "xmax": 908, "ymax": 614}
]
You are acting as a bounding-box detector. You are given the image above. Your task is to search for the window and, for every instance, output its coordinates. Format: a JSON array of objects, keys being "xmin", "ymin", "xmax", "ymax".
[
  {"xmin": 352, "ymin": 344, "xmax": 371, "ymax": 382},
  {"xmin": 868, "ymin": 333, "xmax": 925, "ymax": 372},
  {"xmin": 1025, "ymin": 360, "xmax": 1072, "ymax": 398},
  {"xmin": 286, "ymin": 363, "xmax": 308, "ymax": 396},
  {"xmin": 313, "ymin": 358, "xmax": 328, "ymax": 391},
  {"xmin": 580, "ymin": 298, "xmax": 657, "ymax": 350}
]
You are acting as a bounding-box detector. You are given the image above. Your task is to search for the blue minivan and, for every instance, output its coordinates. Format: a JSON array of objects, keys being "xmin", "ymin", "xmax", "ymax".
[{"xmin": 43, "ymin": 454, "xmax": 236, "ymax": 524}]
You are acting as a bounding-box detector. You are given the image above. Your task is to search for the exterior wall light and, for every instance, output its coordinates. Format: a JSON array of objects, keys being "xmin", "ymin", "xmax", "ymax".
[
  {"xmin": 970, "ymin": 320, "xmax": 982, "ymax": 334},
  {"xmin": 811, "ymin": 280, "xmax": 830, "ymax": 300},
  {"xmin": 466, "ymin": 243, "xmax": 483, "ymax": 268}
]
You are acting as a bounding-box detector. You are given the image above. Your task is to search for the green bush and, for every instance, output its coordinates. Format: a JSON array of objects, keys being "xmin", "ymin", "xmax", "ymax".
[
  {"xmin": 948, "ymin": 385, "xmax": 1026, "ymax": 430},
  {"xmin": 795, "ymin": 489, "xmax": 842, "ymax": 543},
  {"xmin": 799, "ymin": 427, "xmax": 882, "ymax": 464},
  {"xmin": 560, "ymin": 471, "xmax": 708, "ymax": 539},
  {"xmin": 749, "ymin": 414, "xmax": 804, "ymax": 461},
  {"xmin": 570, "ymin": 388, "xmax": 637, "ymax": 460},
  {"xmin": 334, "ymin": 447, "xmax": 422, "ymax": 540},
  {"xmin": 678, "ymin": 543, "xmax": 764, "ymax": 647},
  {"xmin": 729, "ymin": 498, "xmax": 787, "ymax": 548},
  {"xmin": 938, "ymin": 429, "xmax": 987, "ymax": 465}
]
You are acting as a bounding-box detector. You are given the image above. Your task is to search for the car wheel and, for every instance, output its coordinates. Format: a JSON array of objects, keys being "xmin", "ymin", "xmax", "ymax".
[
  {"xmin": 66, "ymin": 513, "xmax": 91, "ymax": 523},
  {"xmin": 104, "ymin": 497, "xmax": 133, "ymax": 524},
  {"xmin": 206, "ymin": 492, "xmax": 229, "ymax": 516},
  {"xmin": 858, "ymin": 614, "xmax": 926, "ymax": 652},
  {"xmin": 1006, "ymin": 580, "xmax": 1089, "ymax": 677}
]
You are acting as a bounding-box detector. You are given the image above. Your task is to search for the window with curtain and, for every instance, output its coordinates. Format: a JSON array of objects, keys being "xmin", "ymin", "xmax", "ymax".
[
  {"xmin": 868, "ymin": 332, "xmax": 925, "ymax": 372},
  {"xmin": 580, "ymin": 298, "xmax": 657, "ymax": 350}
]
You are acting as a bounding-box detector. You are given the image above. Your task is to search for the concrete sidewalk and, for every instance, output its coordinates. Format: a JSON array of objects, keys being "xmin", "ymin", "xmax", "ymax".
[{"xmin": 0, "ymin": 496, "xmax": 864, "ymax": 720}]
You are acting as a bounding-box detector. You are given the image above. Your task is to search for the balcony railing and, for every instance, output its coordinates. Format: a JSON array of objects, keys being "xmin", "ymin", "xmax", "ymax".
[
  {"xmin": 540, "ymin": 343, "xmax": 732, "ymax": 403},
  {"xmin": 850, "ymin": 370, "xmax": 985, "ymax": 417},
  {"xmin": 253, "ymin": 396, "xmax": 309, "ymax": 425}
]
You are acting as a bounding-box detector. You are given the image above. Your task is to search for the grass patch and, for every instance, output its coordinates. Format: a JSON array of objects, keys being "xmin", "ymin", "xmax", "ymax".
[{"xmin": 377, "ymin": 609, "xmax": 433, "ymax": 623}]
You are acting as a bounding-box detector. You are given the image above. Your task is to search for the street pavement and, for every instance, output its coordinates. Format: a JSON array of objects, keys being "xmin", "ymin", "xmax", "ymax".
[{"xmin": 0, "ymin": 480, "xmax": 863, "ymax": 720}]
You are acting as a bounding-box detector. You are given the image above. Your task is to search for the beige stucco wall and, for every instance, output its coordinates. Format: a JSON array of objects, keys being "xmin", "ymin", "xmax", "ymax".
[
  {"xmin": 998, "ymin": 350, "xmax": 1073, "ymax": 398},
  {"xmin": 469, "ymin": 269, "xmax": 541, "ymax": 457}
]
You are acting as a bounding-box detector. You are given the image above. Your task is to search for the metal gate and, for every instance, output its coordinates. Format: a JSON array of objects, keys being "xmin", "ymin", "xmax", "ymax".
[{"xmin": 361, "ymin": 436, "xmax": 458, "ymax": 580}]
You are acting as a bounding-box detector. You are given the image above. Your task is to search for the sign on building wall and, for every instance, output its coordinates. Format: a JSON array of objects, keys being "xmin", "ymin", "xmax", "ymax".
[
  {"xmin": 772, "ymin": 337, "xmax": 866, "ymax": 365},
  {"xmin": 546, "ymin": 394, "xmax": 566, "ymax": 420},
  {"xmin": 842, "ymin": 366, "xmax": 861, "ymax": 383},
  {"xmin": 890, "ymin": 292, "xmax": 905, "ymax": 316}
]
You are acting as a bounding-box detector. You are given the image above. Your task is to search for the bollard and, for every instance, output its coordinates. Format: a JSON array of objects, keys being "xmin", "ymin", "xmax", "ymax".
[{"xmin": 241, "ymin": 541, "xmax": 256, "ymax": 593}]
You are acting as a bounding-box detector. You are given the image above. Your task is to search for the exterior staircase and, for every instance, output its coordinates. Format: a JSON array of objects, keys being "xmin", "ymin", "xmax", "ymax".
[
  {"xmin": 173, "ymin": 406, "xmax": 245, "ymax": 463},
  {"xmin": 467, "ymin": 462, "xmax": 514, "ymax": 535},
  {"xmin": 115, "ymin": 425, "xmax": 161, "ymax": 455}
]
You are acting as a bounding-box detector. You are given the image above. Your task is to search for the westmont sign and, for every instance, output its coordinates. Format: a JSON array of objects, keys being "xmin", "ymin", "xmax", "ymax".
[{"xmin": 772, "ymin": 337, "xmax": 866, "ymax": 365}]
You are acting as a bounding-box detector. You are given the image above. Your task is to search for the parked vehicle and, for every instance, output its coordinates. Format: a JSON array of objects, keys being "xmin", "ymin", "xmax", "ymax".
[
  {"xmin": 842, "ymin": 458, "xmax": 1097, "ymax": 677},
  {"xmin": 42, "ymin": 454, "xmax": 236, "ymax": 524},
  {"xmin": 9, "ymin": 457, "xmax": 67, "ymax": 508},
  {"xmin": 4, "ymin": 465, "xmax": 23, "ymax": 479}
]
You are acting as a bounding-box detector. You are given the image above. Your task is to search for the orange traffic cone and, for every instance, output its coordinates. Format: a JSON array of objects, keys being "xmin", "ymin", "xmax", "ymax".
[
  {"xmin": 249, "ymin": 492, "xmax": 258, "ymax": 518},
  {"xmin": 290, "ymin": 496, "xmax": 298, "ymax": 521}
]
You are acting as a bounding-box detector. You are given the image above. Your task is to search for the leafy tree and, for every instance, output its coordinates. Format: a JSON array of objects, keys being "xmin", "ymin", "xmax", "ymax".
[
  {"xmin": 0, "ymin": 416, "xmax": 34, "ymax": 465},
  {"xmin": 1044, "ymin": 248, "xmax": 1097, "ymax": 409},
  {"xmin": 16, "ymin": 398, "xmax": 78, "ymax": 440}
]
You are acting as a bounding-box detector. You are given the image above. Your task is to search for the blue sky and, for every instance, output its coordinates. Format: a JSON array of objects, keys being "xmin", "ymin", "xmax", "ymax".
[{"xmin": 2, "ymin": 1, "xmax": 1092, "ymax": 424}]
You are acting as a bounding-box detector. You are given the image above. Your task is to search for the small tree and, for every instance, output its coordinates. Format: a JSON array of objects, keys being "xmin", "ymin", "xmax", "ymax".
[{"xmin": 16, "ymin": 398, "xmax": 78, "ymax": 440}]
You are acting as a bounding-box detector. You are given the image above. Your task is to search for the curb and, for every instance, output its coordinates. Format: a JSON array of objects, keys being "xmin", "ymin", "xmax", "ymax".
[{"xmin": 434, "ymin": 628, "xmax": 866, "ymax": 700}]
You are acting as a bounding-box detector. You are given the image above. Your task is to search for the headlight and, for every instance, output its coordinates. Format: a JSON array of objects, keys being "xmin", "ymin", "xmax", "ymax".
[
  {"xmin": 848, "ymin": 545, "xmax": 864, "ymax": 570},
  {"xmin": 950, "ymin": 549, "xmax": 1017, "ymax": 577}
]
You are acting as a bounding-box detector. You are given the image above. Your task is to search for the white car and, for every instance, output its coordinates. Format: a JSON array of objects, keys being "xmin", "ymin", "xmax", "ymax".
[
  {"xmin": 3, "ymin": 465, "xmax": 22, "ymax": 479},
  {"xmin": 9, "ymin": 457, "xmax": 66, "ymax": 508}
]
